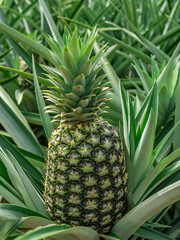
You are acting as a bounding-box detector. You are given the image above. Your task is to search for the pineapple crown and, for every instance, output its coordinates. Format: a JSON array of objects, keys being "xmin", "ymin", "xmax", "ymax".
[{"xmin": 43, "ymin": 28, "xmax": 110, "ymax": 123}]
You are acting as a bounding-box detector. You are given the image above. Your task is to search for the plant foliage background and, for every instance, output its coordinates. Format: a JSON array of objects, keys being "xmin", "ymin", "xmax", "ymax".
[{"xmin": 0, "ymin": 0, "xmax": 180, "ymax": 240}]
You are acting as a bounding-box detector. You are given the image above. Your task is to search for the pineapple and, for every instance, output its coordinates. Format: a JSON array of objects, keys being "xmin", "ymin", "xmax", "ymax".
[{"xmin": 43, "ymin": 28, "xmax": 128, "ymax": 234}]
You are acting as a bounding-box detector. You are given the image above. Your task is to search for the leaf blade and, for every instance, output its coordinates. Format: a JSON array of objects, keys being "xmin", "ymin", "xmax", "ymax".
[{"xmin": 33, "ymin": 56, "xmax": 53, "ymax": 139}]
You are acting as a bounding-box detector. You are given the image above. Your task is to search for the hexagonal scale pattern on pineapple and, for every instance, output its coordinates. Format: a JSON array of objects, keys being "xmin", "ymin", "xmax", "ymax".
[{"xmin": 44, "ymin": 119, "xmax": 128, "ymax": 233}]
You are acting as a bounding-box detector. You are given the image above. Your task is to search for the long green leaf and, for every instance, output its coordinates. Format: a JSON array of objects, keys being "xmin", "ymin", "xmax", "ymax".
[
  {"xmin": 15, "ymin": 224, "xmax": 100, "ymax": 240},
  {"xmin": 133, "ymin": 110, "xmax": 155, "ymax": 190},
  {"xmin": 58, "ymin": 16, "xmax": 151, "ymax": 63},
  {"xmin": 133, "ymin": 148, "xmax": 180, "ymax": 204},
  {"xmin": 0, "ymin": 135, "xmax": 43, "ymax": 182},
  {"xmin": 0, "ymin": 150, "xmax": 35, "ymax": 209},
  {"xmin": 135, "ymin": 226, "xmax": 175, "ymax": 240},
  {"xmin": 7, "ymin": 151, "xmax": 48, "ymax": 217},
  {"xmin": 173, "ymin": 76, "xmax": 180, "ymax": 151},
  {"xmin": 33, "ymin": 56, "xmax": 53, "ymax": 139},
  {"xmin": 100, "ymin": 233, "xmax": 124, "ymax": 240},
  {"xmin": 0, "ymin": 175, "xmax": 23, "ymax": 201},
  {"xmin": 0, "ymin": 94, "xmax": 45, "ymax": 156},
  {"xmin": 0, "ymin": 204, "xmax": 51, "ymax": 236},
  {"xmin": 0, "ymin": 9, "xmax": 44, "ymax": 76},
  {"xmin": 133, "ymin": 61, "xmax": 153, "ymax": 93},
  {"xmin": 0, "ymin": 218, "xmax": 23, "ymax": 240},
  {"xmin": 111, "ymin": 180, "xmax": 180, "ymax": 239},
  {"xmin": 38, "ymin": 0, "xmax": 63, "ymax": 44},
  {"xmin": 0, "ymin": 65, "xmax": 51, "ymax": 86},
  {"xmin": 157, "ymin": 43, "xmax": 180, "ymax": 88},
  {"xmin": 0, "ymin": 86, "xmax": 31, "ymax": 131},
  {"xmin": 110, "ymin": 2, "xmax": 170, "ymax": 63},
  {"xmin": 0, "ymin": 203, "xmax": 49, "ymax": 220},
  {"xmin": 0, "ymin": 22, "xmax": 52, "ymax": 61},
  {"xmin": 0, "ymin": 183, "xmax": 25, "ymax": 207},
  {"xmin": 144, "ymin": 160, "xmax": 180, "ymax": 199}
]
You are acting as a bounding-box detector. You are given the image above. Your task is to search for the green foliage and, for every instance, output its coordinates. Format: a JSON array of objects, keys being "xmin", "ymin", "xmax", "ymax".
[{"xmin": 0, "ymin": 0, "xmax": 180, "ymax": 239}]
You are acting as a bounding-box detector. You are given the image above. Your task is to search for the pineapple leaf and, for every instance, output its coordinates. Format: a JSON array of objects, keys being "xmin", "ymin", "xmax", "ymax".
[
  {"xmin": 15, "ymin": 224, "xmax": 100, "ymax": 240},
  {"xmin": 118, "ymin": 81, "xmax": 129, "ymax": 152},
  {"xmin": 173, "ymin": 69, "xmax": 180, "ymax": 151},
  {"xmin": 127, "ymin": 94, "xmax": 136, "ymax": 159},
  {"xmin": 151, "ymin": 58, "xmax": 159, "ymax": 81},
  {"xmin": 1, "ymin": 149, "xmax": 48, "ymax": 217},
  {"xmin": 69, "ymin": 28, "xmax": 81, "ymax": 63},
  {"xmin": 133, "ymin": 61, "xmax": 153, "ymax": 93},
  {"xmin": 0, "ymin": 204, "xmax": 51, "ymax": 229},
  {"xmin": 0, "ymin": 90, "xmax": 45, "ymax": 156},
  {"xmin": 73, "ymin": 74, "xmax": 86, "ymax": 87},
  {"xmin": 132, "ymin": 110, "xmax": 155, "ymax": 191},
  {"xmin": 0, "ymin": 22, "xmax": 52, "ymax": 61},
  {"xmin": 0, "ymin": 135, "xmax": 43, "ymax": 189},
  {"xmin": 0, "ymin": 65, "xmax": 50, "ymax": 86},
  {"xmin": 0, "ymin": 218, "xmax": 24, "ymax": 240},
  {"xmin": 78, "ymin": 57, "xmax": 94, "ymax": 77},
  {"xmin": 111, "ymin": 181, "xmax": 180, "ymax": 239},
  {"xmin": 144, "ymin": 160, "xmax": 180, "ymax": 199},
  {"xmin": 33, "ymin": 56, "xmax": 53, "ymax": 139},
  {"xmin": 0, "ymin": 178, "xmax": 25, "ymax": 207},
  {"xmin": 136, "ymin": 83, "xmax": 158, "ymax": 132},
  {"xmin": 157, "ymin": 43, "xmax": 180, "ymax": 88},
  {"xmin": 133, "ymin": 147, "xmax": 180, "ymax": 204},
  {"xmin": 80, "ymin": 31, "xmax": 97, "ymax": 66},
  {"xmin": 135, "ymin": 226, "xmax": 175, "ymax": 240},
  {"xmin": 38, "ymin": 0, "xmax": 63, "ymax": 44},
  {"xmin": 59, "ymin": 65, "xmax": 75, "ymax": 85},
  {"xmin": 0, "ymin": 150, "xmax": 35, "ymax": 210},
  {"xmin": 62, "ymin": 46, "xmax": 78, "ymax": 75}
]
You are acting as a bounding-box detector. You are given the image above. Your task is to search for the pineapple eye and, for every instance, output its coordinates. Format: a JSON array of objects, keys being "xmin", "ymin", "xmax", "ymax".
[
  {"xmin": 100, "ymin": 187, "xmax": 115, "ymax": 199},
  {"xmin": 67, "ymin": 217, "xmax": 81, "ymax": 226},
  {"xmin": 82, "ymin": 198, "xmax": 99, "ymax": 209},
  {"xmin": 114, "ymin": 188, "xmax": 124, "ymax": 198},
  {"xmin": 81, "ymin": 173, "xmax": 98, "ymax": 187},
  {"xmin": 67, "ymin": 167, "xmax": 83, "ymax": 180},
  {"xmin": 98, "ymin": 212, "xmax": 114, "ymax": 224},
  {"xmin": 94, "ymin": 162, "xmax": 110, "ymax": 175},
  {"xmin": 56, "ymin": 171, "xmax": 69, "ymax": 183},
  {"xmin": 82, "ymin": 210, "xmax": 99, "ymax": 220},
  {"xmin": 114, "ymin": 200, "xmax": 124, "ymax": 210},
  {"xmin": 83, "ymin": 186, "xmax": 100, "ymax": 197},
  {"xmin": 98, "ymin": 176, "xmax": 113, "ymax": 188},
  {"xmin": 99, "ymin": 200, "xmax": 114, "ymax": 211}
]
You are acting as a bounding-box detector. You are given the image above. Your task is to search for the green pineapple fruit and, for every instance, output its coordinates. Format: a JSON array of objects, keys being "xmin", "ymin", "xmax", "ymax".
[{"xmin": 43, "ymin": 28, "xmax": 128, "ymax": 234}]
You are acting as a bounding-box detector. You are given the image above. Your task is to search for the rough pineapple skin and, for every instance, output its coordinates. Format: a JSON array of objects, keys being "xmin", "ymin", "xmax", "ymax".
[{"xmin": 44, "ymin": 119, "xmax": 128, "ymax": 233}]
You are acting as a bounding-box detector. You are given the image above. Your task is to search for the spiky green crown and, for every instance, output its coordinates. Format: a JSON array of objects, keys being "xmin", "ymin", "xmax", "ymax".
[{"xmin": 43, "ymin": 28, "xmax": 110, "ymax": 123}]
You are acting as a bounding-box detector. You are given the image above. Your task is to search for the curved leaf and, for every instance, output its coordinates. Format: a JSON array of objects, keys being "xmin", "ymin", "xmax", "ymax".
[
  {"xmin": 0, "ymin": 204, "xmax": 49, "ymax": 220},
  {"xmin": 0, "ymin": 93, "xmax": 45, "ymax": 156},
  {"xmin": 133, "ymin": 110, "xmax": 155, "ymax": 190},
  {"xmin": 0, "ymin": 218, "xmax": 24, "ymax": 240},
  {"xmin": 33, "ymin": 56, "xmax": 53, "ymax": 139},
  {"xmin": 133, "ymin": 148, "xmax": 180, "ymax": 203},
  {"xmin": 0, "ymin": 22, "xmax": 51, "ymax": 61},
  {"xmin": 135, "ymin": 226, "xmax": 175, "ymax": 240},
  {"xmin": 38, "ymin": 0, "xmax": 63, "ymax": 44},
  {"xmin": 15, "ymin": 224, "xmax": 100, "ymax": 240},
  {"xmin": 111, "ymin": 181, "xmax": 180, "ymax": 239}
]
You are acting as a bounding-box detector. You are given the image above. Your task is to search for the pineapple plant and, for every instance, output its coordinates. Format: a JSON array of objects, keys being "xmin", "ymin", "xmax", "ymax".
[
  {"xmin": 43, "ymin": 28, "xmax": 128, "ymax": 233},
  {"xmin": 0, "ymin": 1, "xmax": 180, "ymax": 239}
]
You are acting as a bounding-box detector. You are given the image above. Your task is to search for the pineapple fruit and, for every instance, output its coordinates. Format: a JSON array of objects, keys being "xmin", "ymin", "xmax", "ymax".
[{"xmin": 43, "ymin": 28, "xmax": 128, "ymax": 234}]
